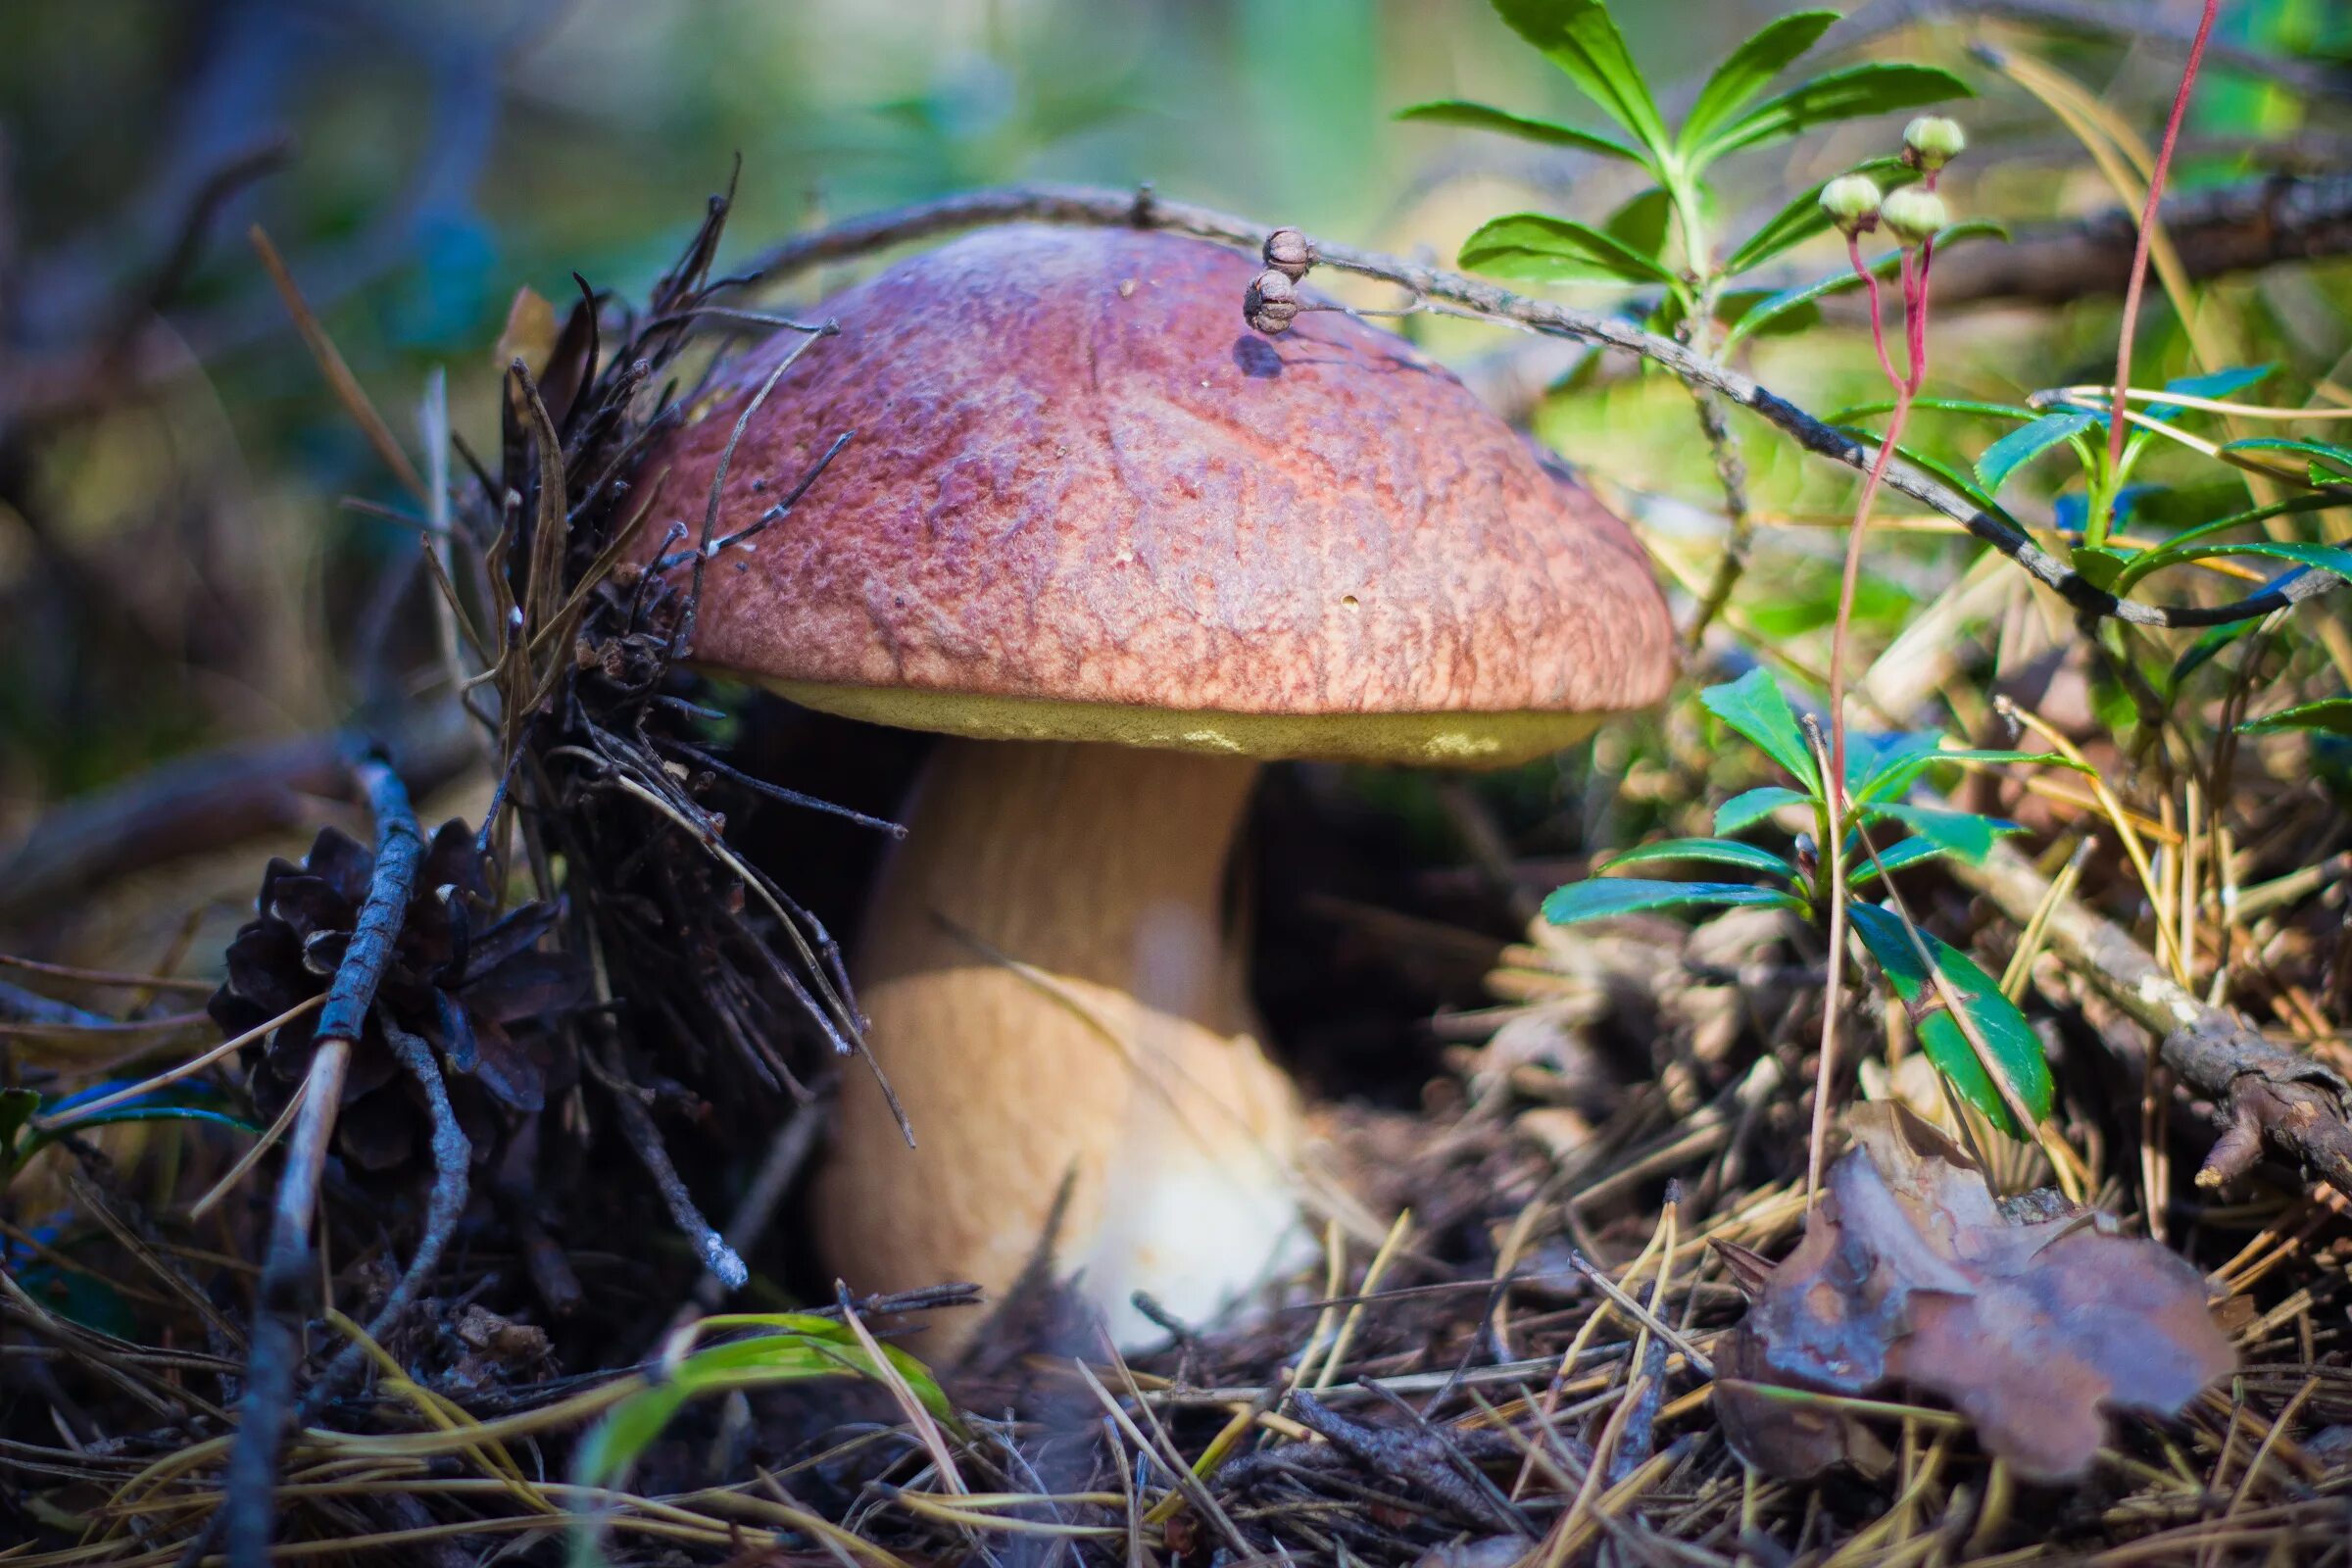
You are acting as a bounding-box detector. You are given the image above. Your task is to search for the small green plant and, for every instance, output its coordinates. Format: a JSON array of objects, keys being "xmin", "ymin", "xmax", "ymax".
[
  {"xmin": 567, "ymin": 1312, "xmax": 956, "ymax": 1565},
  {"xmin": 1399, "ymin": 0, "xmax": 1989, "ymax": 349},
  {"xmin": 1, "ymin": 1082, "xmax": 261, "ymax": 1182},
  {"xmin": 1543, "ymin": 667, "xmax": 2075, "ymax": 1141}
]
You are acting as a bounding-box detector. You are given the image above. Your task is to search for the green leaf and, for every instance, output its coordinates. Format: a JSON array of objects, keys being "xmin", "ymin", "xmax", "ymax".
[
  {"xmin": 1882, "ymin": 437, "xmax": 2007, "ymax": 514},
  {"xmin": 1843, "ymin": 730, "xmax": 1945, "ymax": 797},
  {"xmin": 1848, "ymin": 903, "xmax": 2052, "ymax": 1140},
  {"xmin": 574, "ymin": 1316, "xmax": 953, "ymax": 1493},
  {"xmin": 1680, "ymin": 11, "xmax": 1840, "ymax": 156},
  {"xmin": 2070, "ymin": 543, "xmax": 2133, "ymax": 593},
  {"xmin": 1488, "ymin": 0, "xmax": 1672, "ymax": 159},
  {"xmin": 1715, "ymin": 786, "xmax": 1814, "ymax": 835},
  {"xmin": 2143, "ymin": 365, "xmax": 2272, "ymax": 423},
  {"xmin": 1603, "ymin": 186, "xmax": 1679, "ymax": 268},
  {"xmin": 2111, "ymin": 540, "xmax": 2352, "ymax": 595},
  {"xmin": 1544, "ymin": 878, "xmax": 1806, "ymax": 926},
  {"xmin": 1713, "ymin": 287, "xmax": 1818, "ymax": 338},
  {"xmin": 2221, "ymin": 436, "xmax": 2352, "ymax": 485},
  {"xmin": 1700, "ymin": 666, "xmax": 1821, "ymax": 793},
  {"xmin": 1395, "ymin": 100, "xmax": 1645, "ymax": 163},
  {"xmin": 1826, "ymin": 396, "xmax": 2038, "ymax": 424},
  {"xmin": 1459, "ymin": 212, "xmax": 1679, "ymax": 285},
  {"xmin": 2130, "ymin": 491, "xmax": 2343, "ymax": 560},
  {"xmin": 1847, "ymin": 835, "xmax": 1957, "ymax": 887},
  {"xmin": 1602, "ymin": 838, "xmax": 1797, "ymax": 879},
  {"xmin": 1720, "ymin": 220, "xmax": 2005, "ymax": 352},
  {"xmin": 1721, "ymin": 157, "xmax": 1912, "ymax": 275},
  {"xmin": 2241, "ymin": 697, "xmax": 2352, "ymax": 736},
  {"xmin": 1976, "ymin": 411, "xmax": 2097, "ymax": 494},
  {"xmin": 8, "ymin": 1086, "xmax": 265, "ymax": 1174},
  {"xmin": 1854, "ymin": 746, "xmax": 2078, "ymax": 806},
  {"xmin": 2172, "ymin": 617, "xmax": 2262, "ymax": 688},
  {"xmin": 1860, "ymin": 804, "xmax": 2021, "ymax": 865},
  {"xmin": 1690, "ymin": 63, "xmax": 1970, "ymax": 169}
]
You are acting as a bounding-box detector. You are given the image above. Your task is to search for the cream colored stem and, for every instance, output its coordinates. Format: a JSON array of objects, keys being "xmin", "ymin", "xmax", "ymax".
[{"xmin": 814, "ymin": 740, "xmax": 1304, "ymax": 1347}]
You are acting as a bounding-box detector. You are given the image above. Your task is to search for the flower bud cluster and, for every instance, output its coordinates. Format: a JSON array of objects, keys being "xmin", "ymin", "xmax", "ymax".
[{"xmin": 1819, "ymin": 117, "xmax": 1966, "ymax": 250}]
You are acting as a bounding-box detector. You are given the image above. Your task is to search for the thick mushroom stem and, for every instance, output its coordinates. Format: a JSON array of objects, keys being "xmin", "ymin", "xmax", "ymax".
[{"xmin": 813, "ymin": 738, "xmax": 1305, "ymax": 1347}]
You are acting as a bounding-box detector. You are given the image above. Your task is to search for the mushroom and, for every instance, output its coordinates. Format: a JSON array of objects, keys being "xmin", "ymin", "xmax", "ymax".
[{"xmin": 644, "ymin": 225, "xmax": 1673, "ymax": 1345}]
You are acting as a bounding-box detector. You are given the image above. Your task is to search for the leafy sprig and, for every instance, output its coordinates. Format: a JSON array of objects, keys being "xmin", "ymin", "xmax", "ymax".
[{"xmin": 1544, "ymin": 669, "xmax": 2074, "ymax": 1140}]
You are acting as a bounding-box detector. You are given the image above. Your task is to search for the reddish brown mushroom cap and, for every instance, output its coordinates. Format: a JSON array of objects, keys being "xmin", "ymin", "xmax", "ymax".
[{"xmin": 645, "ymin": 224, "xmax": 1673, "ymax": 763}]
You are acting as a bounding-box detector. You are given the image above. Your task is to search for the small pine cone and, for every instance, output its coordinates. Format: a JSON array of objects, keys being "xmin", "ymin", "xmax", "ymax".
[{"xmin": 208, "ymin": 822, "xmax": 586, "ymax": 1178}]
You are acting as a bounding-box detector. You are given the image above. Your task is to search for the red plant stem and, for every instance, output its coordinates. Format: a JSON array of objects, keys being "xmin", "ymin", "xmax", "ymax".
[
  {"xmin": 1907, "ymin": 244, "xmax": 1935, "ymax": 393},
  {"xmin": 1812, "ymin": 201, "xmax": 1945, "ymax": 1198},
  {"xmin": 1852, "ymin": 234, "xmax": 1901, "ymax": 388},
  {"xmin": 2104, "ymin": 0, "xmax": 2222, "ymax": 486}
]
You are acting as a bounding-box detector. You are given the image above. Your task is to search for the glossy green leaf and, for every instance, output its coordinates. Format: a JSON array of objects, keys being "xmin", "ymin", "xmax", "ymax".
[
  {"xmin": 1860, "ymin": 804, "xmax": 2021, "ymax": 864},
  {"xmin": 1885, "ymin": 437, "xmax": 2007, "ymax": 514},
  {"xmin": 1847, "ymin": 835, "xmax": 1957, "ymax": 887},
  {"xmin": 2172, "ymin": 616, "xmax": 2264, "ymax": 688},
  {"xmin": 2222, "ymin": 436, "xmax": 2352, "ymax": 483},
  {"xmin": 1602, "ymin": 837, "xmax": 1797, "ymax": 879},
  {"xmin": 575, "ymin": 1315, "xmax": 952, "ymax": 1492},
  {"xmin": 1679, "ymin": 10, "xmax": 1839, "ymax": 156},
  {"xmin": 9, "ymin": 1087, "xmax": 265, "ymax": 1174},
  {"xmin": 1855, "ymin": 746, "xmax": 2078, "ymax": 806},
  {"xmin": 2111, "ymin": 540, "xmax": 2352, "ymax": 595},
  {"xmin": 1827, "ymin": 396, "xmax": 2037, "ymax": 424},
  {"xmin": 1544, "ymin": 879, "xmax": 1806, "ymax": 926},
  {"xmin": 1488, "ymin": 0, "xmax": 1672, "ymax": 158},
  {"xmin": 2241, "ymin": 697, "xmax": 2352, "ymax": 736},
  {"xmin": 1690, "ymin": 63, "xmax": 1970, "ymax": 169},
  {"xmin": 1604, "ymin": 186, "xmax": 1679, "ymax": 268},
  {"xmin": 1848, "ymin": 902, "xmax": 2052, "ymax": 1140},
  {"xmin": 2070, "ymin": 543, "xmax": 2133, "ymax": 593},
  {"xmin": 2142, "ymin": 365, "xmax": 2272, "ymax": 423},
  {"xmin": 2130, "ymin": 491, "xmax": 2343, "ymax": 561},
  {"xmin": 1721, "ymin": 157, "xmax": 1912, "ymax": 275},
  {"xmin": 1721, "ymin": 220, "xmax": 2005, "ymax": 351},
  {"xmin": 1975, "ymin": 411, "xmax": 2097, "ymax": 493},
  {"xmin": 1714, "ymin": 785, "xmax": 1815, "ymax": 835},
  {"xmin": 1843, "ymin": 730, "xmax": 1945, "ymax": 797},
  {"xmin": 1395, "ymin": 100, "xmax": 1644, "ymax": 163},
  {"xmin": 1460, "ymin": 212, "xmax": 1678, "ymax": 285},
  {"xmin": 1700, "ymin": 667, "xmax": 1820, "ymax": 792}
]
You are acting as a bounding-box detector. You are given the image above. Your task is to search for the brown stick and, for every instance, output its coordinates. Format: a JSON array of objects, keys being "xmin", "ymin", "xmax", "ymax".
[{"xmin": 1948, "ymin": 842, "xmax": 2352, "ymax": 1197}]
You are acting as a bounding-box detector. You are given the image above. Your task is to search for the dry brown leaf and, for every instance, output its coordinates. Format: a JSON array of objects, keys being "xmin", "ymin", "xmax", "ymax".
[{"xmin": 1718, "ymin": 1102, "xmax": 2233, "ymax": 1482}]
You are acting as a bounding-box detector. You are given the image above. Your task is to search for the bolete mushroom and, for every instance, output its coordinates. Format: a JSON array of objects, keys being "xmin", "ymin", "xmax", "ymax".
[{"xmin": 643, "ymin": 224, "xmax": 1673, "ymax": 1344}]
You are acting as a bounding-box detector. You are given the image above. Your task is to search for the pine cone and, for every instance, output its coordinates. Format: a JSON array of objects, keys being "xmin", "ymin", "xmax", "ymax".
[{"xmin": 207, "ymin": 821, "xmax": 586, "ymax": 1175}]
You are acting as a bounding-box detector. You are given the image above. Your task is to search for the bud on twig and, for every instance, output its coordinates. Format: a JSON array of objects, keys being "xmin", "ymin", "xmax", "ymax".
[
  {"xmin": 1902, "ymin": 116, "xmax": 1967, "ymax": 173},
  {"xmin": 1244, "ymin": 268, "xmax": 1299, "ymax": 334},
  {"xmin": 1880, "ymin": 187, "xmax": 1949, "ymax": 248},
  {"xmin": 1262, "ymin": 226, "xmax": 1314, "ymax": 280},
  {"xmin": 1819, "ymin": 174, "xmax": 1884, "ymax": 237}
]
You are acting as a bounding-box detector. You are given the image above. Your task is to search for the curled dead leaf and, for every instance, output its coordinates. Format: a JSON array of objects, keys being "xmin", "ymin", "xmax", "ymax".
[{"xmin": 1718, "ymin": 1102, "xmax": 2233, "ymax": 1482}]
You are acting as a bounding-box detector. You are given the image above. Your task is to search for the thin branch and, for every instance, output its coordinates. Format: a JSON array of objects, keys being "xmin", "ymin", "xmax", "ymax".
[
  {"xmin": 220, "ymin": 750, "xmax": 421, "ymax": 1568},
  {"xmin": 728, "ymin": 183, "xmax": 2341, "ymax": 629},
  {"xmin": 1948, "ymin": 840, "xmax": 2352, "ymax": 1199},
  {"xmin": 318, "ymin": 1024, "xmax": 470, "ymax": 1393}
]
